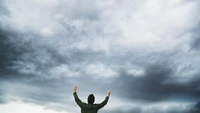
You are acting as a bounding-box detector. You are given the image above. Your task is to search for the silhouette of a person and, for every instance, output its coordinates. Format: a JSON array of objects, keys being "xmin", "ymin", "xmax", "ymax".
[{"xmin": 73, "ymin": 86, "xmax": 111, "ymax": 113}]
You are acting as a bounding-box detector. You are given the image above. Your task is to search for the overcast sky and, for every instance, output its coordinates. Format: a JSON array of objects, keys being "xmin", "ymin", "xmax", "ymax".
[{"xmin": 1, "ymin": 0, "xmax": 200, "ymax": 113}]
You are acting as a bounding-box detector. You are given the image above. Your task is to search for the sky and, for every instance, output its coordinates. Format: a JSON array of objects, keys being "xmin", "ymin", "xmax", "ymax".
[{"xmin": 1, "ymin": 0, "xmax": 200, "ymax": 113}]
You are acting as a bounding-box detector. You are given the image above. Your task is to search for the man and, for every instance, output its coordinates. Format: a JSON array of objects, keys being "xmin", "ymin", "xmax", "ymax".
[{"xmin": 73, "ymin": 86, "xmax": 111, "ymax": 113}]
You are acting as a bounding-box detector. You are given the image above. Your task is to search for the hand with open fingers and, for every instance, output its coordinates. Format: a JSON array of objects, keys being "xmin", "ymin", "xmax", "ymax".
[
  {"xmin": 74, "ymin": 86, "xmax": 77, "ymax": 92},
  {"xmin": 107, "ymin": 90, "xmax": 111, "ymax": 96}
]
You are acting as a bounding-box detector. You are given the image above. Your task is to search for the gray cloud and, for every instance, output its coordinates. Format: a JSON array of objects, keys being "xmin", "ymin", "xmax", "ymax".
[
  {"xmin": 109, "ymin": 51, "xmax": 200, "ymax": 103},
  {"xmin": 190, "ymin": 33, "xmax": 200, "ymax": 51},
  {"xmin": 1, "ymin": 0, "xmax": 200, "ymax": 113},
  {"xmin": 194, "ymin": 101, "xmax": 200, "ymax": 109},
  {"xmin": 0, "ymin": 0, "xmax": 9, "ymax": 16},
  {"xmin": 0, "ymin": 30, "xmax": 21, "ymax": 77},
  {"xmin": 0, "ymin": 88, "xmax": 6, "ymax": 104}
]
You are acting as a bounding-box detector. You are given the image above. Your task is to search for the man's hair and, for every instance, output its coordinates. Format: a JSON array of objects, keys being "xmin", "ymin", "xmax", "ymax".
[{"xmin": 88, "ymin": 94, "xmax": 95, "ymax": 104}]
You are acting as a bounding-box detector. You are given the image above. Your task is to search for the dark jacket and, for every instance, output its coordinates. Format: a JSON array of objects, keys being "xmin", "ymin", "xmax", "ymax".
[{"xmin": 73, "ymin": 92, "xmax": 109, "ymax": 113}]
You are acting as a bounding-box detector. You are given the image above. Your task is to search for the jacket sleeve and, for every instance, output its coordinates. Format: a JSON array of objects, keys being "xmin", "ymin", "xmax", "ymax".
[
  {"xmin": 96, "ymin": 96, "xmax": 109, "ymax": 109},
  {"xmin": 73, "ymin": 92, "xmax": 85, "ymax": 108}
]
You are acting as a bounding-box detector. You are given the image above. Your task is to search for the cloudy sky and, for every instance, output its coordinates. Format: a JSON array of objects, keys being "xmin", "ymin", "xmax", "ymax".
[{"xmin": 1, "ymin": 0, "xmax": 200, "ymax": 113}]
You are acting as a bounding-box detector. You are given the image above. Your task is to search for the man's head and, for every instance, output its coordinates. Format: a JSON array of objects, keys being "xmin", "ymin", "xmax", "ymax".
[{"xmin": 88, "ymin": 94, "xmax": 95, "ymax": 104}]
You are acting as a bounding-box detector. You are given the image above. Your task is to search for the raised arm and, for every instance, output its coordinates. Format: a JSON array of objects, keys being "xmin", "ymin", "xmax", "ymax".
[
  {"xmin": 73, "ymin": 86, "xmax": 85, "ymax": 107},
  {"xmin": 96, "ymin": 90, "xmax": 111, "ymax": 109}
]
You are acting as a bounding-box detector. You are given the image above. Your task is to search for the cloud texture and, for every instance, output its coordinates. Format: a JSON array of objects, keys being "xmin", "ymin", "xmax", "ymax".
[{"xmin": 1, "ymin": 0, "xmax": 200, "ymax": 113}]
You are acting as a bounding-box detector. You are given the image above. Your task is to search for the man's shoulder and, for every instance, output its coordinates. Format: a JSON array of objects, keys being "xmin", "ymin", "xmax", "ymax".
[{"xmin": 81, "ymin": 102, "xmax": 88, "ymax": 107}]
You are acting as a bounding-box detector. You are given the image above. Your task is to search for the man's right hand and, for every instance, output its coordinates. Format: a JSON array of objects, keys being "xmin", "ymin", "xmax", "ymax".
[
  {"xmin": 74, "ymin": 86, "xmax": 77, "ymax": 92},
  {"xmin": 107, "ymin": 90, "xmax": 111, "ymax": 96}
]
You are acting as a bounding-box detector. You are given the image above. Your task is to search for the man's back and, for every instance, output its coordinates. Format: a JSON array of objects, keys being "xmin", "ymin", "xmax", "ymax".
[{"xmin": 73, "ymin": 86, "xmax": 111, "ymax": 113}]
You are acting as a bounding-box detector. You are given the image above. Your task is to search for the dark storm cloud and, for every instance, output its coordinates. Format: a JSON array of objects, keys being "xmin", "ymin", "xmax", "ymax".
[
  {"xmin": 122, "ymin": 64, "xmax": 173, "ymax": 101},
  {"xmin": 114, "ymin": 58, "xmax": 200, "ymax": 101},
  {"xmin": 0, "ymin": 28, "xmax": 113, "ymax": 80},
  {"xmin": 0, "ymin": 24, "xmax": 77, "ymax": 108},
  {"xmin": 190, "ymin": 35, "xmax": 200, "ymax": 51},
  {"xmin": 0, "ymin": 1, "xmax": 12, "ymax": 71},
  {"xmin": 111, "ymin": 60, "xmax": 173, "ymax": 101},
  {"xmin": 0, "ymin": 28, "xmax": 46, "ymax": 78},
  {"xmin": 1, "ymin": 0, "xmax": 200, "ymax": 113},
  {"xmin": 104, "ymin": 53, "xmax": 200, "ymax": 113},
  {"xmin": 0, "ymin": 29, "xmax": 72, "ymax": 78},
  {"xmin": 194, "ymin": 101, "xmax": 200, "ymax": 108},
  {"xmin": 2, "ymin": 27, "xmax": 200, "ymax": 113},
  {"xmin": 0, "ymin": 29, "xmax": 21, "ymax": 76},
  {"xmin": 0, "ymin": 9, "xmax": 112, "ymax": 109}
]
